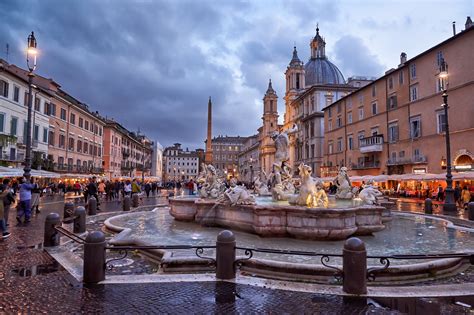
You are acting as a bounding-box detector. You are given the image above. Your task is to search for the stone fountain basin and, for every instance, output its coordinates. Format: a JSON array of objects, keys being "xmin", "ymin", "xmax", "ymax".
[{"xmin": 169, "ymin": 197, "xmax": 385, "ymax": 240}]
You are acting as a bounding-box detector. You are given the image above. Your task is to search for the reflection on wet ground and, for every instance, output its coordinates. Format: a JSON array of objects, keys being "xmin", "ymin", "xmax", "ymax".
[{"xmin": 11, "ymin": 262, "xmax": 62, "ymax": 278}]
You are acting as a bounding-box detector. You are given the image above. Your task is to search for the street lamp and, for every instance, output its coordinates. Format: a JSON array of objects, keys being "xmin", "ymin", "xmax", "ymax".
[
  {"xmin": 249, "ymin": 157, "xmax": 254, "ymax": 184},
  {"xmin": 439, "ymin": 58, "xmax": 456, "ymax": 212},
  {"xmin": 24, "ymin": 31, "xmax": 37, "ymax": 180}
]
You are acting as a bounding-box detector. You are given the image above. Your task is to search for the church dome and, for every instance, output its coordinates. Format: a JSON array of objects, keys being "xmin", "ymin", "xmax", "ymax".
[
  {"xmin": 304, "ymin": 58, "xmax": 345, "ymax": 86},
  {"xmin": 304, "ymin": 26, "xmax": 345, "ymax": 86}
]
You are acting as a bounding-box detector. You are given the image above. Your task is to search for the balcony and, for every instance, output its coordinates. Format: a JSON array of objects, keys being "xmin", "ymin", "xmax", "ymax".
[
  {"xmin": 0, "ymin": 153, "xmax": 24, "ymax": 162},
  {"xmin": 351, "ymin": 161, "xmax": 380, "ymax": 170},
  {"xmin": 359, "ymin": 135, "xmax": 383, "ymax": 153},
  {"xmin": 387, "ymin": 155, "xmax": 428, "ymax": 166},
  {"xmin": 53, "ymin": 164, "xmax": 104, "ymax": 174}
]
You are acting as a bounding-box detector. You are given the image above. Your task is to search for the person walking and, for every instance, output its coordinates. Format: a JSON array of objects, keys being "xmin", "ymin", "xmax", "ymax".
[
  {"xmin": 145, "ymin": 182, "xmax": 151, "ymax": 198},
  {"xmin": 17, "ymin": 177, "xmax": 35, "ymax": 224},
  {"xmin": 124, "ymin": 180, "xmax": 132, "ymax": 196},
  {"xmin": 437, "ymin": 185, "xmax": 444, "ymax": 201},
  {"xmin": 87, "ymin": 177, "xmax": 100, "ymax": 211},
  {"xmin": 131, "ymin": 179, "xmax": 141, "ymax": 195},
  {"xmin": 0, "ymin": 185, "xmax": 11, "ymax": 238},
  {"xmin": 461, "ymin": 186, "xmax": 471, "ymax": 209},
  {"xmin": 1, "ymin": 179, "xmax": 15, "ymax": 227},
  {"xmin": 30, "ymin": 178, "xmax": 41, "ymax": 215}
]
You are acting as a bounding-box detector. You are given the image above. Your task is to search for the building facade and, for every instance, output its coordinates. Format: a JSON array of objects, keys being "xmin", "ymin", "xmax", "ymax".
[
  {"xmin": 211, "ymin": 136, "xmax": 247, "ymax": 179},
  {"xmin": 163, "ymin": 143, "xmax": 199, "ymax": 181},
  {"xmin": 151, "ymin": 141, "xmax": 163, "ymax": 181},
  {"xmin": 322, "ymin": 22, "xmax": 474, "ymax": 177},
  {"xmin": 0, "ymin": 60, "xmax": 49, "ymax": 167},
  {"xmin": 238, "ymin": 134, "xmax": 260, "ymax": 183}
]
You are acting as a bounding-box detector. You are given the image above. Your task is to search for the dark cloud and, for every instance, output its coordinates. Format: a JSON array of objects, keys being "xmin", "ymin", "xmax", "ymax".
[{"xmin": 332, "ymin": 35, "xmax": 385, "ymax": 78}]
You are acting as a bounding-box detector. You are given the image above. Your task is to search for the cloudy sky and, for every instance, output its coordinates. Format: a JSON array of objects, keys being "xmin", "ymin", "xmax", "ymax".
[{"xmin": 1, "ymin": 0, "xmax": 471, "ymax": 149}]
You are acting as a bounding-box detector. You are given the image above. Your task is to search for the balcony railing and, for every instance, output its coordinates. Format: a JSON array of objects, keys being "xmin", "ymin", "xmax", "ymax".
[
  {"xmin": 0, "ymin": 153, "xmax": 24, "ymax": 162},
  {"xmin": 53, "ymin": 164, "xmax": 104, "ymax": 174},
  {"xmin": 387, "ymin": 155, "xmax": 428, "ymax": 166},
  {"xmin": 351, "ymin": 161, "xmax": 380, "ymax": 169},
  {"xmin": 359, "ymin": 135, "xmax": 383, "ymax": 153}
]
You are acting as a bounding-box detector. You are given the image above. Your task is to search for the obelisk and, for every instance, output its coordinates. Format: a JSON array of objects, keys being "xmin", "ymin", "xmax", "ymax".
[{"xmin": 205, "ymin": 96, "xmax": 213, "ymax": 164}]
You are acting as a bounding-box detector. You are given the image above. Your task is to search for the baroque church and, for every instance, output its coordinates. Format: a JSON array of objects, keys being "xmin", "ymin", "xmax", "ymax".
[{"xmin": 256, "ymin": 26, "xmax": 360, "ymax": 177}]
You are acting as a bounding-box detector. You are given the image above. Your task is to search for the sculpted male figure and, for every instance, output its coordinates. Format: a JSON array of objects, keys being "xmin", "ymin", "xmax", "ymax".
[{"xmin": 271, "ymin": 125, "xmax": 298, "ymax": 168}]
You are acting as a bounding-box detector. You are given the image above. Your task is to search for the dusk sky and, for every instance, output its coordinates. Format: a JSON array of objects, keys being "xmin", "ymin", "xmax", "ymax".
[{"xmin": 1, "ymin": 0, "xmax": 471, "ymax": 149}]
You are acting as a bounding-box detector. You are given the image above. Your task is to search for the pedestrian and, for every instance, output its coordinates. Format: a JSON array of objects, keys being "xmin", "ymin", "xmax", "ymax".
[
  {"xmin": 454, "ymin": 184, "xmax": 461, "ymax": 208},
  {"xmin": 0, "ymin": 185, "xmax": 11, "ymax": 239},
  {"xmin": 30, "ymin": 178, "xmax": 41, "ymax": 214},
  {"xmin": 131, "ymin": 179, "xmax": 141, "ymax": 195},
  {"xmin": 124, "ymin": 180, "xmax": 132, "ymax": 196},
  {"xmin": 145, "ymin": 182, "xmax": 151, "ymax": 198},
  {"xmin": 98, "ymin": 180, "xmax": 106, "ymax": 201},
  {"xmin": 437, "ymin": 185, "xmax": 444, "ymax": 201},
  {"xmin": 1, "ymin": 179, "xmax": 15, "ymax": 227},
  {"xmin": 87, "ymin": 177, "xmax": 100, "ymax": 210},
  {"xmin": 17, "ymin": 177, "xmax": 35, "ymax": 224},
  {"xmin": 461, "ymin": 186, "xmax": 471, "ymax": 209}
]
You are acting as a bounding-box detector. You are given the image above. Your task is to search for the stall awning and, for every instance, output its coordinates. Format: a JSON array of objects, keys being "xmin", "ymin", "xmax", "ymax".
[{"xmin": 0, "ymin": 167, "xmax": 60, "ymax": 178}]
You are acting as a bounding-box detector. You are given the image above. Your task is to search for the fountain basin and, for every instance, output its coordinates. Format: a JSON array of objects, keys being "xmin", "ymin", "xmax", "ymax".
[{"xmin": 169, "ymin": 197, "xmax": 385, "ymax": 240}]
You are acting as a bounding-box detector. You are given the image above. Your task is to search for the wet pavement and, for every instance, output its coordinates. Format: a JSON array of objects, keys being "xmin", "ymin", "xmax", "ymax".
[{"xmin": 0, "ymin": 193, "xmax": 471, "ymax": 313}]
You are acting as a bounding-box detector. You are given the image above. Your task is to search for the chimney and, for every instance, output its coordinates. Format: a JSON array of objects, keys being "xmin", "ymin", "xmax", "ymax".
[
  {"xmin": 452, "ymin": 21, "xmax": 456, "ymax": 36},
  {"xmin": 399, "ymin": 52, "xmax": 407, "ymax": 67},
  {"xmin": 466, "ymin": 16, "xmax": 473, "ymax": 30}
]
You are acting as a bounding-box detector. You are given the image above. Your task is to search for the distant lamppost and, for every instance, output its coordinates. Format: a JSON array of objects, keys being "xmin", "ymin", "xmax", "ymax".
[
  {"xmin": 439, "ymin": 58, "xmax": 456, "ymax": 212},
  {"xmin": 24, "ymin": 31, "xmax": 37, "ymax": 180},
  {"xmin": 249, "ymin": 157, "xmax": 254, "ymax": 184}
]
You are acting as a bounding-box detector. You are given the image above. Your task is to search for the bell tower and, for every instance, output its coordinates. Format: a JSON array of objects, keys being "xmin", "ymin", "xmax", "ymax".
[
  {"xmin": 284, "ymin": 46, "xmax": 305, "ymax": 128},
  {"xmin": 259, "ymin": 79, "xmax": 279, "ymax": 175}
]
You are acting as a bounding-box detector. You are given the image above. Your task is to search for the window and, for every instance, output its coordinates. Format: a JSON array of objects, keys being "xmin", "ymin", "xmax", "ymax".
[
  {"xmin": 328, "ymin": 120, "xmax": 332, "ymax": 131},
  {"xmin": 310, "ymin": 144, "xmax": 315, "ymax": 158},
  {"xmin": 83, "ymin": 142, "xmax": 88, "ymax": 154},
  {"xmin": 348, "ymin": 135, "xmax": 353, "ymax": 150},
  {"xmin": 0, "ymin": 113, "xmax": 4, "ymax": 132},
  {"xmin": 24, "ymin": 92, "xmax": 29, "ymax": 106},
  {"xmin": 336, "ymin": 116, "xmax": 342, "ymax": 128},
  {"xmin": 34, "ymin": 97, "xmax": 41, "ymax": 111},
  {"xmin": 410, "ymin": 116, "xmax": 421, "ymax": 139},
  {"xmin": 436, "ymin": 51, "xmax": 444, "ymax": 67},
  {"xmin": 337, "ymin": 138, "xmax": 343, "ymax": 152},
  {"xmin": 50, "ymin": 103, "xmax": 56, "ymax": 116},
  {"xmin": 13, "ymin": 86, "xmax": 19, "ymax": 102},
  {"xmin": 437, "ymin": 111, "xmax": 446, "ymax": 133},
  {"xmin": 399, "ymin": 70, "xmax": 404, "ymax": 85},
  {"xmin": 388, "ymin": 77, "xmax": 393, "ymax": 89},
  {"xmin": 328, "ymin": 142, "xmax": 333, "ymax": 154},
  {"xmin": 414, "ymin": 148, "xmax": 421, "ymax": 158},
  {"xmin": 337, "ymin": 103, "xmax": 341, "ymax": 113},
  {"xmin": 0, "ymin": 80, "xmax": 8, "ymax": 98},
  {"xmin": 358, "ymin": 107, "xmax": 364, "ymax": 120},
  {"xmin": 42, "ymin": 127, "xmax": 48, "ymax": 143},
  {"xmin": 70, "ymin": 113, "xmax": 76, "ymax": 125},
  {"xmin": 10, "ymin": 117, "xmax": 17, "ymax": 136},
  {"xmin": 33, "ymin": 125, "xmax": 39, "ymax": 141},
  {"xmin": 99, "ymin": 127, "xmax": 102, "ymax": 136},
  {"xmin": 58, "ymin": 156, "xmax": 64, "ymax": 166},
  {"xmin": 328, "ymin": 107, "xmax": 332, "ymax": 118},
  {"xmin": 347, "ymin": 112, "xmax": 352, "ymax": 124},
  {"xmin": 371, "ymin": 85, "xmax": 376, "ymax": 97},
  {"xmin": 437, "ymin": 77, "xmax": 447, "ymax": 92},
  {"xmin": 388, "ymin": 95, "xmax": 397, "ymax": 110},
  {"xmin": 388, "ymin": 123, "xmax": 399, "ymax": 143},
  {"xmin": 77, "ymin": 140, "xmax": 82, "ymax": 152},
  {"xmin": 59, "ymin": 134, "xmax": 65, "ymax": 148},
  {"xmin": 347, "ymin": 98, "xmax": 353, "ymax": 109},
  {"xmin": 358, "ymin": 132, "xmax": 365, "ymax": 147},
  {"xmin": 60, "ymin": 108, "xmax": 67, "ymax": 120},
  {"xmin": 399, "ymin": 150, "xmax": 405, "ymax": 158},
  {"xmin": 410, "ymin": 63, "xmax": 416, "ymax": 79},
  {"xmin": 48, "ymin": 131, "xmax": 55, "ymax": 146},
  {"xmin": 410, "ymin": 85, "xmax": 418, "ymax": 101},
  {"xmin": 79, "ymin": 117, "xmax": 83, "ymax": 128},
  {"xmin": 43, "ymin": 102, "xmax": 49, "ymax": 115},
  {"xmin": 371, "ymin": 102, "xmax": 377, "ymax": 115},
  {"xmin": 85, "ymin": 120, "xmax": 89, "ymax": 131},
  {"xmin": 69, "ymin": 138, "xmax": 75, "ymax": 151}
]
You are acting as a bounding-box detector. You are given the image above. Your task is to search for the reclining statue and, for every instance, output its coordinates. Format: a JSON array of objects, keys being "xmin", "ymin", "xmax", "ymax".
[{"xmin": 359, "ymin": 180, "xmax": 382, "ymax": 205}]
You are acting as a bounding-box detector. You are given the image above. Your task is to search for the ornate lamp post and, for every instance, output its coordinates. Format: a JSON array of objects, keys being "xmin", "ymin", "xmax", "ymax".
[
  {"xmin": 24, "ymin": 32, "xmax": 37, "ymax": 180},
  {"xmin": 439, "ymin": 58, "xmax": 456, "ymax": 212}
]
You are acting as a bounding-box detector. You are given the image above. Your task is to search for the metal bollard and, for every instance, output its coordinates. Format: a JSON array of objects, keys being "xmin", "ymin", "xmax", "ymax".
[
  {"xmin": 83, "ymin": 231, "xmax": 106, "ymax": 284},
  {"xmin": 44, "ymin": 213, "xmax": 61, "ymax": 247},
  {"xmin": 73, "ymin": 206, "xmax": 86, "ymax": 233},
  {"xmin": 342, "ymin": 237, "xmax": 367, "ymax": 295},
  {"xmin": 123, "ymin": 195, "xmax": 131, "ymax": 211},
  {"xmin": 63, "ymin": 201, "xmax": 75, "ymax": 219},
  {"xmin": 88, "ymin": 197, "xmax": 97, "ymax": 215},
  {"xmin": 216, "ymin": 230, "xmax": 236, "ymax": 280},
  {"xmin": 468, "ymin": 202, "xmax": 474, "ymax": 221},
  {"xmin": 424, "ymin": 198, "xmax": 433, "ymax": 214},
  {"xmin": 132, "ymin": 194, "xmax": 139, "ymax": 207}
]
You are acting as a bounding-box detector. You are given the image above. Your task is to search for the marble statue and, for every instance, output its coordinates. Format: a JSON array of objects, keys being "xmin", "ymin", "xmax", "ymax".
[
  {"xmin": 312, "ymin": 179, "xmax": 329, "ymax": 208},
  {"xmin": 221, "ymin": 178, "xmax": 256, "ymax": 206},
  {"xmin": 271, "ymin": 125, "xmax": 298, "ymax": 168},
  {"xmin": 254, "ymin": 171, "xmax": 271, "ymax": 196},
  {"xmin": 271, "ymin": 163, "xmax": 295, "ymax": 201},
  {"xmin": 334, "ymin": 167, "xmax": 354, "ymax": 199},
  {"xmin": 197, "ymin": 163, "xmax": 225, "ymax": 199},
  {"xmin": 359, "ymin": 180, "xmax": 382, "ymax": 205},
  {"xmin": 289, "ymin": 164, "xmax": 318, "ymax": 206}
]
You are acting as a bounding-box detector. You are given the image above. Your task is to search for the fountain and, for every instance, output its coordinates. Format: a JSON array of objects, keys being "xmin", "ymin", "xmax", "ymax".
[{"xmin": 169, "ymin": 135, "xmax": 387, "ymax": 240}]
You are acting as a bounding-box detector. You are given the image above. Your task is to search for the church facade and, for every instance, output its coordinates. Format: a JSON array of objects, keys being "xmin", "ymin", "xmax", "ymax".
[{"xmin": 242, "ymin": 27, "xmax": 357, "ymax": 178}]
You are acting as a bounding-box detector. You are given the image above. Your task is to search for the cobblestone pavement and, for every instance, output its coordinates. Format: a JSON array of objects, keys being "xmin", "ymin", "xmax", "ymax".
[{"xmin": 0, "ymin": 194, "xmax": 469, "ymax": 313}]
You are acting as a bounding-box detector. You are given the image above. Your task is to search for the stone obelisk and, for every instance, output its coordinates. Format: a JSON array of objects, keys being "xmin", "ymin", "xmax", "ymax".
[{"xmin": 205, "ymin": 97, "xmax": 213, "ymax": 164}]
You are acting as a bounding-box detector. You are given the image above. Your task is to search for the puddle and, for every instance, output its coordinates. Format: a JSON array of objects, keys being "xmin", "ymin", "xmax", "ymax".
[
  {"xmin": 11, "ymin": 262, "xmax": 63, "ymax": 277},
  {"xmin": 16, "ymin": 243, "xmax": 43, "ymax": 250}
]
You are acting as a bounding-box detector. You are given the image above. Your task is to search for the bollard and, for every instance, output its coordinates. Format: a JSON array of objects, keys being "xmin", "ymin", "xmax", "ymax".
[
  {"xmin": 63, "ymin": 201, "xmax": 75, "ymax": 219},
  {"xmin": 132, "ymin": 194, "xmax": 139, "ymax": 208},
  {"xmin": 123, "ymin": 195, "xmax": 131, "ymax": 211},
  {"xmin": 342, "ymin": 237, "xmax": 367, "ymax": 295},
  {"xmin": 216, "ymin": 230, "xmax": 236, "ymax": 280},
  {"xmin": 424, "ymin": 198, "xmax": 433, "ymax": 214},
  {"xmin": 73, "ymin": 206, "xmax": 86, "ymax": 233},
  {"xmin": 468, "ymin": 202, "xmax": 474, "ymax": 221},
  {"xmin": 44, "ymin": 213, "xmax": 61, "ymax": 247},
  {"xmin": 83, "ymin": 231, "xmax": 106, "ymax": 284},
  {"xmin": 88, "ymin": 197, "xmax": 97, "ymax": 216}
]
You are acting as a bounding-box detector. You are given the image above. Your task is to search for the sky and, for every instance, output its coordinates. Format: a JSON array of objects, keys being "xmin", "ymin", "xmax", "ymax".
[{"xmin": 1, "ymin": 0, "xmax": 472, "ymax": 149}]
